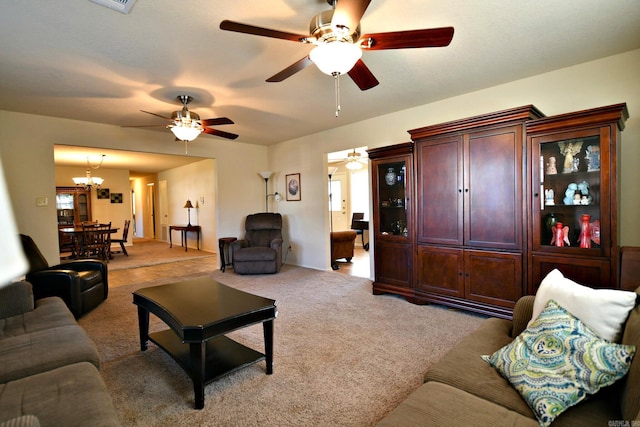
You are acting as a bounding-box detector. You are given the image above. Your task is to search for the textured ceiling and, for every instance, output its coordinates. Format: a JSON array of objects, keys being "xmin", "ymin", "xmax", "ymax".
[{"xmin": 2, "ymin": 0, "xmax": 639, "ymax": 153}]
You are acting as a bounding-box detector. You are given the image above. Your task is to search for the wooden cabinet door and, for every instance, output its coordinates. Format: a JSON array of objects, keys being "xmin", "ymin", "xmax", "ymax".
[
  {"xmin": 465, "ymin": 126, "xmax": 522, "ymax": 250},
  {"xmin": 415, "ymin": 245, "xmax": 464, "ymax": 297},
  {"xmin": 464, "ymin": 249, "xmax": 522, "ymax": 308},
  {"xmin": 374, "ymin": 240, "xmax": 412, "ymax": 289},
  {"xmin": 416, "ymin": 136, "xmax": 463, "ymax": 245},
  {"xmin": 531, "ymin": 255, "xmax": 611, "ymax": 292}
]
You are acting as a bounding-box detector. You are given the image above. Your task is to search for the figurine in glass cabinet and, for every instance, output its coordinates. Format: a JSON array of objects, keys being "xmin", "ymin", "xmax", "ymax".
[
  {"xmin": 545, "ymin": 188, "xmax": 555, "ymax": 206},
  {"xmin": 550, "ymin": 222, "xmax": 570, "ymax": 247},
  {"xmin": 563, "ymin": 182, "xmax": 578, "ymax": 205},
  {"xmin": 558, "ymin": 140, "xmax": 584, "ymax": 173},
  {"xmin": 577, "ymin": 180, "xmax": 593, "ymax": 205},
  {"xmin": 546, "ymin": 156, "xmax": 558, "ymax": 175},
  {"xmin": 585, "ymin": 145, "xmax": 600, "ymax": 171}
]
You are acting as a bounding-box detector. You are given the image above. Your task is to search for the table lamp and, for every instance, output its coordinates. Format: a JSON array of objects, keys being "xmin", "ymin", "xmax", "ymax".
[
  {"xmin": 0, "ymin": 155, "xmax": 28, "ymax": 287},
  {"xmin": 184, "ymin": 199, "xmax": 194, "ymax": 226}
]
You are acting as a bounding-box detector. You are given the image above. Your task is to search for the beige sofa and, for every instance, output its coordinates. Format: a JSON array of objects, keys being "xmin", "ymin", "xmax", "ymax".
[
  {"xmin": 378, "ymin": 289, "xmax": 640, "ymax": 426},
  {"xmin": 0, "ymin": 281, "xmax": 120, "ymax": 427}
]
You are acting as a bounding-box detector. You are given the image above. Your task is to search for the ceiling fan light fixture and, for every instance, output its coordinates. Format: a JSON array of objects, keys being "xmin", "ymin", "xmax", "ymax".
[
  {"xmin": 309, "ymin": 41, "xmax": 362, "ymax": 76},
  {"xmin": 345, "ymin": 160, "xmax": 363, "ymax": 170},
  {"xmin": 169, "ymin": 125, "xmax": 202, "ymax": 142}
]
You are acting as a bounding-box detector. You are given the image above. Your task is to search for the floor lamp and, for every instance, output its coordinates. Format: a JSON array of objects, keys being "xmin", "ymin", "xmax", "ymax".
[
  {"xmin": 328, "ymin": 167, "xmax": 339, "ymax": 270},
  {"xmin": 259, "ymin": 171, "xmax": 272, "ymax": 212}
]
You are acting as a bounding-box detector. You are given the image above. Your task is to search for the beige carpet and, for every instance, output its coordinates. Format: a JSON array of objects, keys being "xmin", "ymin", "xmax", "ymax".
[
  {"xmin": 105, "ymin": 238, "xmax": 217, "ymax": 272},
  {"xmin": 79, "ymin": 264, "xmax": 486, "ymax": 426}
]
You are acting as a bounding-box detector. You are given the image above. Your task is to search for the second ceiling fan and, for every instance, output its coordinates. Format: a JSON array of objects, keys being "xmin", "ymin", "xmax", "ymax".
[
  {"xmin": 220, "ymin": 0, "xmax": 454, "ymax": 91},
  {"xmin": 126, "ymin": 95, "xmax": 238, "ymax": 142}
]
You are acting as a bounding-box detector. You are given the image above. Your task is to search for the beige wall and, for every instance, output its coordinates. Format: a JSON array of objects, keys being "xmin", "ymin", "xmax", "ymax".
[
  {"xmin": 271, "ymin": 49, "xmax": 640, "ymax": 270},
  {"xmin": 158, "ymin": 159, "xmax": 218, "ymax": 252},
  {"xmin": 1, "ymin": 49, "xmax": 638, "ymax": 272},
  {"xmin": 0, "ymin": 114, "xmax": 267, "ymax": 264}
]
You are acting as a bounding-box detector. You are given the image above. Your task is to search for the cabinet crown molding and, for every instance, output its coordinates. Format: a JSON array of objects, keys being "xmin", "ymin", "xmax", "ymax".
[{"xmin": 408, "ymin": 105, "xmax": 545, "ymax": 140}]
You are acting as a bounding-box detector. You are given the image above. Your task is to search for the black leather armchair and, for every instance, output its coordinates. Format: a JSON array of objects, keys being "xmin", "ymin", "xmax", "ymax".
[
  {"xmin": 19, "ymin": 234, "xmax": 108, "ymax": 318},
  {"xmin": 230, "ymin": 213, "xmax": 283, "ymax": 275}
]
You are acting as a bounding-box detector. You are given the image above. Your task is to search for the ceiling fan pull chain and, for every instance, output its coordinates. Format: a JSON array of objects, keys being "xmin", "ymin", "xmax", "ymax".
[{"xmin": 333, "ymin": 71, "xmax": 341, "ymax": 117}]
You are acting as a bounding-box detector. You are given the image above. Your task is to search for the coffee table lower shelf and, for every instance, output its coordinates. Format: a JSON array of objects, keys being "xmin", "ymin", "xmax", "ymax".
[{"xmin": 149, "ymin": 330, "xmax": 265, "ymax": 404}]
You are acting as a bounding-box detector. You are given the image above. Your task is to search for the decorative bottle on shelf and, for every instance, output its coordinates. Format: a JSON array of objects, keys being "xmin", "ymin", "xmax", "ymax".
[
  {"xmin": 385, "ymin": 168, "xmax": 397, "ymax": 186},
  {"xmin": 578, "ymin": 214, "xmax": 592, "ymax": 248}
]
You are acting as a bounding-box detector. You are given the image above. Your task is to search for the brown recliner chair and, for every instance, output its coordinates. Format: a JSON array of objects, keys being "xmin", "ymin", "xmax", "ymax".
[
  {"xmin": 230, "ymin": 213, "xmax": 283, "ymax": 275},
  {"xmin": 331, "ymin": 230, "xmax": 357, "ymax": 263},
  {"xmin": 19, "ymin": 234, "xmax": 108, "ymax": 318}
]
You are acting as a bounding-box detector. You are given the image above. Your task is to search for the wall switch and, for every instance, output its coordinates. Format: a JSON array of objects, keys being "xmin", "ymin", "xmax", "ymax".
[{"xmin": 36, "ymin": 197, "xmax": 48, "ymax": 207}]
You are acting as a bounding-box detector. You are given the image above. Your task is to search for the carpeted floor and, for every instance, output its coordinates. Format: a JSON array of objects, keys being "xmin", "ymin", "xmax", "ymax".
[
  {"xmin": 79, "ymin": 262, "xmax": 486, "ymax": 426},
  {"xmin": 105, "ymin": 238, "xmax": 217, "ymax": 272}
]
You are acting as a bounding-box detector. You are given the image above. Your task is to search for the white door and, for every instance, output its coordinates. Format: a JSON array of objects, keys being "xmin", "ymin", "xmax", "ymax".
[
  {"xmin": 330, "ymin": 172, "xmax": 348, "ymax": 231},
  {"xmin": 159, "ymin": 180, "xmax": 168, "ymax": 241}
]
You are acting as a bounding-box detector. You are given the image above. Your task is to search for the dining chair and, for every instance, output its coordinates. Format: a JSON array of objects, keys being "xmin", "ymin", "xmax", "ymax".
[
  {"xmin": 111, "ymin": 219, "xmax": 131, "ymax": 256},
  {"xmin": 82, "ymin": 222, "xmax": 112, "ymax": 261}
]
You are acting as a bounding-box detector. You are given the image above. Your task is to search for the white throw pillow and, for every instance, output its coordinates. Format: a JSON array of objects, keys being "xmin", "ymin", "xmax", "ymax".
[{"xmin": 529, "ymin": 269, "xmax": 637, "ymax": 342}]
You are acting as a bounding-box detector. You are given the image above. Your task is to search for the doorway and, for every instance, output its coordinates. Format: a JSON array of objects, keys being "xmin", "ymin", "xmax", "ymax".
[{"xmin": 327, "ymin": 147, "xmax": 371, "ymax": 278}]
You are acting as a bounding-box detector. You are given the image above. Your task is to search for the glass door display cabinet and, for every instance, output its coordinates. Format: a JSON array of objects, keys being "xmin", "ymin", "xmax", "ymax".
[
  {"xmin": 56, "ymin": 186, "xmax": 92, "ymax": 254},
  {"xmin": 56, "ymin": 187, "xmax": 91, "ymax": 226},
  {"xmin": 528, "ymin": 103, "xmax": 628, "ymax": 291},
  {"xmin": 368, "ymin": 143, "xmax": 414, "ymax": 297}
]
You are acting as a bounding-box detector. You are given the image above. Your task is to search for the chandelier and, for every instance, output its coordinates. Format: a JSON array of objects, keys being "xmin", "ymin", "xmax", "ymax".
[{"xmin": 72, "ymin": 155, "xmax": 105, "ymax": 189}]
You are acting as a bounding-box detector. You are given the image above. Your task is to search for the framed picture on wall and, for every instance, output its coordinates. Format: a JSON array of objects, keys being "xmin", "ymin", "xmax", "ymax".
[
  {"xmin": 110, "ymin": 193, "xmax": 123, "ymax": 204},
  {"xmin": 97, "ymin": 188, "xmax": 110, "ymax": 199},
  {"xmin": 286, "ymin": 173, "xmax": 301, "ymax": 201}
]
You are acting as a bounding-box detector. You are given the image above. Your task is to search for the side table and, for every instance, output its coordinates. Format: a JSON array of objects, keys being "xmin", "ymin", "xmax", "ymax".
[
  {"xmin": 169, "ymin": 225, "xmax": 201, "ymax": 252},
  {"xmin": 218, "ymin": 237, "xmax": 237, "ymax": 272}
]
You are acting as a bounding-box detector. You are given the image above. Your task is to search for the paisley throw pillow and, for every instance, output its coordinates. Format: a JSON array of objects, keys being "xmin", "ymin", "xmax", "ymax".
[{"xmin": 483, "ymin": 299, "xmax": 636, "ymax": 426}]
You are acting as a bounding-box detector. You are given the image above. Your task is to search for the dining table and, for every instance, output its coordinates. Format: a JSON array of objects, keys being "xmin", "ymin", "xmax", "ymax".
[{"xmin": 59, "ymin": 225, "xmax": 119, "ymax": 260}]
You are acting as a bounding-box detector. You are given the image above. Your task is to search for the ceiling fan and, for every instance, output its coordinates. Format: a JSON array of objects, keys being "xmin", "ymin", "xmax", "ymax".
[
  {"xmin": 124, "ymin": 95, "xmax": 238, "ymax": 142},
  {"xmin": 220, "ymin": 0, "xmax": 454, "ymax": 93},
  {"xmin": 329, "ymin": 148, "xmax": 368, "ymax": 170}
]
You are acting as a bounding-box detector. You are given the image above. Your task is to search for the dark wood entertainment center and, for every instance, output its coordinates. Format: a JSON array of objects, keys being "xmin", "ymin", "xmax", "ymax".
[{"xmin": 369, "ymin": 103, "xmax": 628, "ymax": 319}]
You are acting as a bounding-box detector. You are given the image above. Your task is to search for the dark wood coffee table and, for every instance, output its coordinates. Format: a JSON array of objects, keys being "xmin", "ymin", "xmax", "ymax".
[{"xmin": 132, "ymin": 277, "xmax": 277, "ymax": 409}]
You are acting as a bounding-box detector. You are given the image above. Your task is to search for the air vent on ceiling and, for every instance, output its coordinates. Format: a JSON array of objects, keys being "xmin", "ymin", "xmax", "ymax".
[{"xmin": 89, "ymin": 0, "xmax": 136, "ymax": 14}]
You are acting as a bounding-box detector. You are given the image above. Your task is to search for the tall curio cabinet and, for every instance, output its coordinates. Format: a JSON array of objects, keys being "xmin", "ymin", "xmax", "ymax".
[
  {"xmin": 56, "ymin": 187, "xmax": 91, "ymax": 227},
  {"xmin": 527, "ymin": 104, "xmax": 628, "ymax": 292},
  {"xmin": 368, "ymin": 143, "xmax": 414, "ymax": 299},
  {"xmin": 369, "ymin": 103, "xmax": 627, "ymax": 319}
]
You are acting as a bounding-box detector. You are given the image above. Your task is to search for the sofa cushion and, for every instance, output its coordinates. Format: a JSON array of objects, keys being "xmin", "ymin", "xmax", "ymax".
[
  {"xmin": 424, "ymin": 317, "xmax": 536, "ymax": 418},
  {"xmin": 0, "ymin": 362, "xmax": 120, "ymax": 427},
  {"xmin": 530, "ymin": 269, "xmax": 637, "ymax": 342},
  {"xmin": 377, "ymin": 381, "xmax": 539, "ymax": 427},
  {"xmin": 0, "ymin": 282, "xmax": 34, "ymax": 320},
  {"xmin": 0, "ymin": 324, "xmax": 100, "ymax": 383},
  {"xmin": 233, "ymin": 246, "xmax": 277, "ymax": 262},
  {"xmin": 0, "ymin": 297, "xmax": 77, "ymax": 339},
  {"xmin": 484, "ymin": 299, "xmax": 636, "ymax": 427}
]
